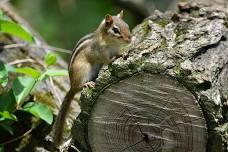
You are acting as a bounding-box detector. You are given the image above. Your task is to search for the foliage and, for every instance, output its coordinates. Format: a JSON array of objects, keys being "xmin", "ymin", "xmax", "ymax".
[
  {"xmin": 0, "ymin": 13, "xmax": 68, "ymax": 147},
  {"xmin": 0, "ymin": 50, "xmax": 68, "ymax": 131},
  {"xmin": 0, "ymin": 51, "xmax": 68, "ymax": 146},
  {"xmin": 0, "ymin": 7, "xmax": 69, "ymax": 151},
  {"xmin": 0, "ymin": 10, "xmax": 34, "ymax": 44},
  {"xmin": 22, "ymin": 102, "xmax": 53, "ymax": 125},
  {"xmin": 44, "ymin": 52, "xmax": 57, "ymax": 66},
  {"xmin": 0, "ymin": 62, "xmax": 8, "ymax": 87},
  {"xmin": 0, "ymin": 146, "xmax": 4, "ymax": 152},
  {"xmin": 0, "ymin": 19, "xmax": 34, "ymax": 43}
]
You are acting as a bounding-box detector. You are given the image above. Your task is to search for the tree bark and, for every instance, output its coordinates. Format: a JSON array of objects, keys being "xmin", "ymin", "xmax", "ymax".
[{"xmin": 72, "ymin": 1, "xmax": 228, "ymax": 152}]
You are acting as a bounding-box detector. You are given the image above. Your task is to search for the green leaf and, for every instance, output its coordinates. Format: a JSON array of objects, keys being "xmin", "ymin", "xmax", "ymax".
[
  {"xmin": 16, "ymin": 67, "xmax": 41, "ymax": 79},
  {"xmin": 39, "ymin": 69, "xmax": 68, "ymax": 81},
  {"xmin": 22, "ymin": 102, "xmax": 53, "ymax": 125},
  {"xmin": 0, "ymin": 19, "xmax": 34, "ymax": 44},
  {"xmin": 0, "ymin": 9, "xmax": 3, "ymax": 19},
  {"xmin": 5, "ymin": 64, "xmax": 16, "ymax": 72},
  {"xmin": 0, "ymin": 89, "xmax": 16, "ymax": 112},
  {"xmin": 0, "ymin": 146, "xmax": 4, "ymax": 152},
  {"xmin": 12, "ymin": 76, "xmax": 36, "ymax": 105},
  {"xmin": 0, "ymin": 111, "xmax": 17, "ymax": 121},
  {"xmin": 44, "ymin": 69, "xmax": 68, "ymax": 77},
  {"xmin": 44, "ymin": 52, "xmax": 57, "ymax": 66},
  {"xmin": 0, "ymin": 61, "xmax": 8, "ymax": 87}
]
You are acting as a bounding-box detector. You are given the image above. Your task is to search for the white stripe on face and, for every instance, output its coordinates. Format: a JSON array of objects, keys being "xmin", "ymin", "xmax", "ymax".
[{"xmin": 109, "ymin": 25, "xmax": 121, "ymax": 37}]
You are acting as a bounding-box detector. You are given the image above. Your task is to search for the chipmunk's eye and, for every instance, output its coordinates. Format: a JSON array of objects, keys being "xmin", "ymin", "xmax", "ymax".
[{"xmin": 112, "ymin": 26, "xmax": 120, "ymax": 34}]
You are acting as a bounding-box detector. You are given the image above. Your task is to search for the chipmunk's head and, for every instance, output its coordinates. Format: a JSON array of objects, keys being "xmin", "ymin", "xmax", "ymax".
[{"xmin": 100, "ymin": 10, "xmax": 131, "ymax": 46}]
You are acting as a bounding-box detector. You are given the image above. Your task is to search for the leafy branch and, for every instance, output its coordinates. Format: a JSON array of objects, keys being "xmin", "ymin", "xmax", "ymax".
[{"xmin": 0, "ymin": 10, "xmax": 69, "ymax": 147}]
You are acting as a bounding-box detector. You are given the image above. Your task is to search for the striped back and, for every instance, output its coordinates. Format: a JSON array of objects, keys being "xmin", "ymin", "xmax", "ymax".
[{"xmin": 68, "ymin": 33, "xmax": 95, "ymax": 70}]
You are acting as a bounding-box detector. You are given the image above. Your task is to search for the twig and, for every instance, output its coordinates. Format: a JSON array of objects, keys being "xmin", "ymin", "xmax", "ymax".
[
  {"xmin": 8, "ymin": 58, "xmax": 36, "ymax": 65},
  {"xmin": 70, "ymin": 145, "xmax": 81, "ymax": 152},
  {"xmin": 3, "ymin": 43, "xmax": 24, "ymax": 49},
  {"xmin": 3, "ymin": 43, "xmax": 71, "ymax": 54},
  {"xmin": 8, "ymin": 58, "xmax": 45, "ymax": 69},
  {"xmin": 0, "ymin": 127, "xmax": 33, "ymax": 145},
  {"xmin": 59, "ymin": 137, "xmax": 80, "ymax": 152},
  {"xmin": 37, "ymin": 58, "xmax": 62, "ymax": 109},
  {"xmin": 49, "ymin": 77, "xmax": 61, "ymax": 109},
  {"xmin": 7, "ymin": 45, "xmax": 65, "ymax": 109}
]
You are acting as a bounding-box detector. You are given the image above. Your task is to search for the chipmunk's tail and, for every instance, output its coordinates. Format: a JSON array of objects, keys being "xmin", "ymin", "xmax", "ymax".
[{"xmin": 52, "ymin": 87, "xmax": 80, "ymax": 151}]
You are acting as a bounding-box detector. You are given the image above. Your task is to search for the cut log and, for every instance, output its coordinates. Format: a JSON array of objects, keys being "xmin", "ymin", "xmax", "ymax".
[
  {"xmin": 89, "ymin": 73, "xmax": 207, "ymax": 152},
  {"xmin": 72, "ymin": 1, "xmax": 228, "ymax": 152}
]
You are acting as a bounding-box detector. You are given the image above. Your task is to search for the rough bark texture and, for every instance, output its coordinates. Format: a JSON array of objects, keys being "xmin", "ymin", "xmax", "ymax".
[
  {"xmin": 73, "ymin": 2, "xmax": 228, "ymax": 152},
  {"xmin": 0, "ymin": 3, "xmax": 80, "ymax": 152}
]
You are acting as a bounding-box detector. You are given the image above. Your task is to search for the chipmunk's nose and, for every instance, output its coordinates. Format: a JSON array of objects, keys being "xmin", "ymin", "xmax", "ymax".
[{"xmin": 125, "ymin": 35, "xmax": 132, "ymax": 43}]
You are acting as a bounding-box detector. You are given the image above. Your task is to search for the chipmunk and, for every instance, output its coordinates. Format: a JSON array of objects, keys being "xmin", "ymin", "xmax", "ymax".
[{"xmin": 52, "ymin": 11, "xmax": 131, "ymax": 150}]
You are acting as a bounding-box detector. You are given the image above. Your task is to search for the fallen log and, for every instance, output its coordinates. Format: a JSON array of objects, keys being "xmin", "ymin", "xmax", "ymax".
[{"xmin": 72, "ymin": 2, "xmax": 228, "ymax": 152}]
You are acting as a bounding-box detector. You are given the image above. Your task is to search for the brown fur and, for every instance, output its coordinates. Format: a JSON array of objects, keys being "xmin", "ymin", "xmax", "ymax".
[{"xmin": 52, "ymin": 11, "xmax": 131, "ymax": 151}]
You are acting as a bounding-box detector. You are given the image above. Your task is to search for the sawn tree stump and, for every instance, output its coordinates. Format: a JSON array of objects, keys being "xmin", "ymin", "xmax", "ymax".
[{"xmin": 72, "ymin": 2, "xmax": 228, "ymax": 152}]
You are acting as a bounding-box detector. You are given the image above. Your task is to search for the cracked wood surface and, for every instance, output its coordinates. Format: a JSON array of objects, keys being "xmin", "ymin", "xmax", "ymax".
[
  {"xmin": 73, "ymin": 2, "xmax": 228, "ymax": 152},
  {"xmin": 89, "ymin": 74, "xmax": 207, "ymax": 152}
]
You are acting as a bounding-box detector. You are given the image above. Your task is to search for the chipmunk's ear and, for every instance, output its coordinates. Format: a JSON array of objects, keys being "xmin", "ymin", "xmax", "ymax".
[
  {"xmin": 105, "ymin": 14, "xmax": 113, "ymax": 25},
  {"xmin": 117, "ymin": 10, "xmax": 123, "ymax": 18}
]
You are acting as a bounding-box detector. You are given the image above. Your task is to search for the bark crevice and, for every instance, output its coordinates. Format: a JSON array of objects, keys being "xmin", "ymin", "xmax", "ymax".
[{"xmin": 72, "ymin": 2, "xmax": 228, "ymax": 152}]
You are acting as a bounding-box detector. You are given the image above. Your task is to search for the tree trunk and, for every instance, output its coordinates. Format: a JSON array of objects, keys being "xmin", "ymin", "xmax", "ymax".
[{"xmin": 72, "ymin": 1, "xmax": 228, "ymax": 152}]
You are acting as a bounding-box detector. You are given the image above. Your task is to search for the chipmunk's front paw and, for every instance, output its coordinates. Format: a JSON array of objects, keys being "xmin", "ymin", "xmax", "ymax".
[{"xmin": 83, "ymin": 81, "xmax": 95, "ymax": 89}]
